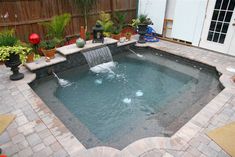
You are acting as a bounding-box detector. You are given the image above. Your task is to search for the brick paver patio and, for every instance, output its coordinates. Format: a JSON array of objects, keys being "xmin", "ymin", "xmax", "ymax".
[{"xmin": 0, "ymin": 38, "xmax": 235, "ymax": 157}]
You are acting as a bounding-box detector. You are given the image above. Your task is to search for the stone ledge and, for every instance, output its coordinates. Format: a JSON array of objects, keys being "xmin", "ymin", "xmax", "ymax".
[
  {"xmin": 117, "ymin": 39, "xmax": 137, "ymax": 47},
  {"xmin": 56, "ymin": 38, "xmax": 118, "ymax": 56},
  {"xmin": 24, "ymin": 54, "xmax": 67, "ymax": 71}
]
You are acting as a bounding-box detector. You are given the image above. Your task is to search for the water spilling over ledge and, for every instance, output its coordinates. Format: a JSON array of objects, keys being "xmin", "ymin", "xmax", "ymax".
[{"xmin": 82, "ymin": 46, "xmax": 113, "ymax": 68}]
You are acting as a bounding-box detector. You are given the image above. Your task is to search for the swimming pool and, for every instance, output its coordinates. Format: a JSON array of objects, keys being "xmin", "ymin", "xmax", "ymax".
[{"xmin": 30, "ymin": 47, "xmax": 222, "ymax": 149}]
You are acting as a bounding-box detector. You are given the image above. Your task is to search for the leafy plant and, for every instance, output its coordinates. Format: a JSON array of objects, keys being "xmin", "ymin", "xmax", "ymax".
[
  {"xmin": 40, "ymin": 38, "xmax": 59, "ymax": 50},
  {"xmin": 97, "ymin": 11, "xmax": 113, "ymax": 37},
  {"xmin": 18, "ymin": 42, "xmax": 33, "ymax": 55},
  {"xmin": 0, "ymin": 29, "xmax": 18, "ymax": 46},
  {"xmin": 0, "ymin": 46, "xmax": 32, "ymax": 62},
  {"xmin": 41, "ymin": 13, "xmax": 71, "ymax": 39},
  {"xmin": 131, "ymin": 14, "xmax": 153, "ymax": 28},
  {"xmin": 85, "ymin": 31, "xmax": 91, "ymax": 40},
  {"xmin": 113, "ymin": 11, "xmax": 127, "ymax": 32},
  {"xmin": 0, "ymin": 29, "xmax": 31, "ymax": 62},
  {"xmin": 112, "ymin": 26, "xmax": 121, "ymax": 35},
  {"xmin": 75, "ymin": 0, "xmax": 97, "ymax": 30}
]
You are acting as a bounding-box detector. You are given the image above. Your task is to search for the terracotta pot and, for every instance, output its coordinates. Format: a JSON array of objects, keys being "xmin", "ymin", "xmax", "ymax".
[
  {"xmin": 26, "ymin": 52, "xmax": 35, "ymax": 63},
  {"xmin": 125, "ymin": 33, "xmax": 132, "ymax": 40},
  {"xmin": 42, "ymin": 48, "xmax": 56, "ymax": 59},
  {"xmin": 121, "ymin": 26, "xmax": 136, "ymax": 35},
  {"xmin": 112, "ymin": 33, "xmax": 121, "ymax": 40}
]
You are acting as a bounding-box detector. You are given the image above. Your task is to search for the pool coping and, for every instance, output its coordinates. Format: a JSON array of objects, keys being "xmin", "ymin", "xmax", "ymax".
[{"xmin": 1, "ymin": 39, "xmax": 235, "ymax": 156}]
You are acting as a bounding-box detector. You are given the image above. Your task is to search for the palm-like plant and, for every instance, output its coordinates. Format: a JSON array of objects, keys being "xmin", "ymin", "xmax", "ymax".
[
  {"xmin": 41, "ymin": 13, "xmax": 71, "ymax": 39},
  {"xmin": 113, "ymin": 11, "xmax": 127, "ymax": 31},
  {"xmin": 75, "ymin": 0, "xmax": 97, "ymax": 30},
  {"xmin": 97, "ymin": 11, "xmax": 113, "ymax": 37}
]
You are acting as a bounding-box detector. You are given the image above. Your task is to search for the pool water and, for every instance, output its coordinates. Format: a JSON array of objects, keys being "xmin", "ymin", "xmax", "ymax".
[{"xmin": 31, "ymin": 49, "xmax": 221, "ymax": 149}]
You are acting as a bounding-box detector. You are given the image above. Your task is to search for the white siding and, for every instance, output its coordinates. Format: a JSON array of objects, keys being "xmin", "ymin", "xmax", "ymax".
[
  {"xmin": 138, "ymin": 0, "xmax": 167, "ymax": 34},
  {"xmin": 172, "ymin": 0, "xmax": 208, "ymax": 45}
]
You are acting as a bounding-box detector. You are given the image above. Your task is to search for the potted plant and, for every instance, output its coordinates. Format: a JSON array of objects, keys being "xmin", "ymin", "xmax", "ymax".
[
  {"xmin": 131, "ymin": 14, "xmax": 153, "ymax": 43},
  {"xmin": 85, "ymin": 31, "xmax": 91, "ymax": 40},
  {"xmin": 25, "ymin": 33, "xmax": 41, "ymax": 62},
  {"xmin": 41, "ymin": 13, "xmax": 71, "ymax": 42},
  {"xmin": 19, "ymin": 42, "xmax": 35, "ymax": 63},
  {"xmin": 111, "ymin": 11, "xmax": 127, "ymax": 40},
  {"xmin": 125, "ymin": 32, "xmax": 132, "ymax": 40},
  {"xmin": 96, "ymin": 11, "xmax": 113, "ymax": 37},
  {"xmin": 40, "ymin": 38, "xmax": 59, "ymax": 59},
  {"xmin": 111, "ymin": 26, "xmax": 122, "ymax": 40},
  {"xmin": 25, "ymin": 47, "xmax": 34, "ymax": 63},
  {"xmin": 0, "ymin": 29, "xmax": 31, "ymax": 80}
]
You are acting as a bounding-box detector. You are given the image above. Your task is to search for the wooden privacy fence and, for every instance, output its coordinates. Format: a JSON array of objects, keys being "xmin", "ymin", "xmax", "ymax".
[{"xmin": 0, "ymin": 0, "xmax": 137, "ymax": 41}]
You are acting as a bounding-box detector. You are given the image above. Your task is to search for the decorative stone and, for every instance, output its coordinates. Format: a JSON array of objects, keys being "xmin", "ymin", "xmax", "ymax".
[{"xmin": 76, "ymin": 38, "xmax": 85, "ymax": 48}]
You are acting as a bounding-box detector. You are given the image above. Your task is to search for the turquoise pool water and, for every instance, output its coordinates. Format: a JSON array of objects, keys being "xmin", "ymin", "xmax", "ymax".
[{"xmin": 31, "ymin": 49, "xmax": 221, "ymax": 149}]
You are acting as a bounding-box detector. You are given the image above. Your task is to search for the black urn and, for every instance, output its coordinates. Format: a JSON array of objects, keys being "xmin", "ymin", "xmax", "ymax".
[
  {"xmin": 137, "ymin": 24, "xmax": 148, "ymax": 44},
  {"xmin": 5, "ymin": 53, "xmax": 24, "ymax": 81}
]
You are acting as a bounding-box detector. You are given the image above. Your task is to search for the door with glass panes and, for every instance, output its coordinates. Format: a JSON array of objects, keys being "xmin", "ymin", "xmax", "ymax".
[{"xmin": 200, "ymin": 0, "xmax": 235, "ymax": 55}]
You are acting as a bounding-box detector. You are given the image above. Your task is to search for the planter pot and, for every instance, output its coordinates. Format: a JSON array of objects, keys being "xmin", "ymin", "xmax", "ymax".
[
  {"xmin": 112, "ymin": 33, "xmax": 121, "ymax": 40},
  {"xmin": 121, "ymin": 26, "xmax": 136, "ymax": 34},
  {"xmin": 125, "ymin": 33, "xmax": 132, "ymax": 40},
  {"xmin": 138, "ymin": 24, "xmax": 148, "ymax": 43},
  {"xmin": 26, "ymin": 52, "xmax": 35, "ymax": 63},
  {"xmin": 42, "ymin": 48, "xmax": 56, "ymax": 59},
  {"xmin": 5, "ymin": 53, "xmax": 24, "ymax": 81}
]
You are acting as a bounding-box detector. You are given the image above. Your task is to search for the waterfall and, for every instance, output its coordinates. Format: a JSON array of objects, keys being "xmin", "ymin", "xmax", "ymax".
[
  {"xmin": 52, "ymin": 71, "xmax": 72, "ymax": 87},
  {"xmin": 82, "ymin": 46, "xmax": 113, "ymax": 68}
]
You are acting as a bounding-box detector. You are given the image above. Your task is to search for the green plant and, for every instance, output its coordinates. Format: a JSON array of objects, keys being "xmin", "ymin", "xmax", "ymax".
[
  {"xmin": 40, "ymin": 39, "xmax": 59, "ymax": 50},
  {"xmin": 131, "ymin": 14, "xmax": 153, "ymax": 28},
  {"xmin": 0, "ymin": 29, "xmax": 18, "ymax": 46},
  {"xmin": 19, "ymin": 42, "xmax": 33, "ymax": 55},
  {"xmin": 97, "ymin": 11, "xmax": 113, "ymax": 37},
  {"xmin": 113, "ymin": 11, "xmax": 127, "ymax": 32},
  {"xmin": 41, "ymin": 13, "xmax": 71, "ymax": 39},
  {"xmin": 75, "ymin": 0, "xmax": 97, "ymax": 30},
  {"xmin": 85, "ymin": 31, "xmax": 91, "ymax": 40},
  {"xmin": 112, "ymin": 26, "xmax": 121, "ymax": 35},
  {"xmin": 0, "ymin": 46, "xmax": 32, "ymax": 62}
]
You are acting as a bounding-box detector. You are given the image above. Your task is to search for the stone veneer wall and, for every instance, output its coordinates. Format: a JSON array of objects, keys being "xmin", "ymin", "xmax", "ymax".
[{"xmin": 33, "ymin": 43, "xmax": 128, "ymax": 79}]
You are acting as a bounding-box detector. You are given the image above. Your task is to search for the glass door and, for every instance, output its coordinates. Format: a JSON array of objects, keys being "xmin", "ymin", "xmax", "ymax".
[{"xmin": 200, "ymin": 0, "xmax": 235, "ymax": 54}]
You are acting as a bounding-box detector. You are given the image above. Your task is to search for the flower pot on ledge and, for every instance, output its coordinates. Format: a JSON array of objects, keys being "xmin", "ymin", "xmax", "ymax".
[
  {"xmin": 112, "ymin": 33, "xmax": 121, "ymax": 40},
  {"xmin": 26, "ymin": 52, "xmax": 35, "ymax": 63},
  {"xmin": 41, "ymin": 48, "xmax": 56, "ymax": 59}
]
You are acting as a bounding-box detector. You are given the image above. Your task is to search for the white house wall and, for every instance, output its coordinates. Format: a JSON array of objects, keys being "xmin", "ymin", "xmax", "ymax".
[
  {"xmin": 164, "ymin": 0, "xmax": 177, "ymax": 38},
  {"xmin": 165, "ymin": 0, "xmax": 176, "ymax": 19},
  {"xmin": 171, "ymin": 0, "xmax": 208, "ymax": 46},
  {"xmin": 138, "ymin": 0, "xmax": 167, "ymax": 34}
]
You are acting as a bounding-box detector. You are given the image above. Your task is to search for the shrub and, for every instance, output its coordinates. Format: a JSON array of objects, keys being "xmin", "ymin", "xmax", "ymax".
[
  {"xmin": 0, "ymin": 29, "xmax": 18, "ymax": 47},
  {"xmin": 97, "ymin": 11, "xmax": 113, "ymax": 37},
  {"xmin": 41, "ymin": 13, "xmax": 71, "ymax": 39}
]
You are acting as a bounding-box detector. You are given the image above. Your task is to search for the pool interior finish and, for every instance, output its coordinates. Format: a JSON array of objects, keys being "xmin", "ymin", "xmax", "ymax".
[{"xmin": 30, "ymin": 47, "xmax": 222, "ymax": 149}]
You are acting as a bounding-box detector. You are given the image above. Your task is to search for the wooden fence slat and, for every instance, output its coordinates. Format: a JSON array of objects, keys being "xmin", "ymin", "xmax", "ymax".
[{"xmin": 0, "ymin": 0, "xmax": 137, "ymax": 41}]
